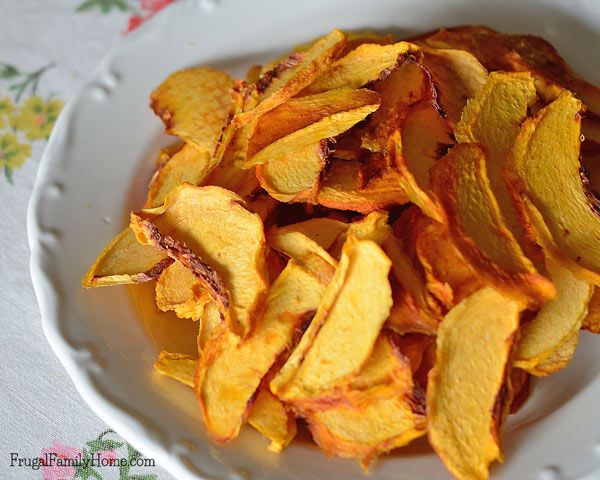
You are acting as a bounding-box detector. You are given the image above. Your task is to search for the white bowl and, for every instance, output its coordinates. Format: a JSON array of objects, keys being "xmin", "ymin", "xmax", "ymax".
[{"xmin": 28, "ymin": 0, "xmax": 600, "ymax": 478}]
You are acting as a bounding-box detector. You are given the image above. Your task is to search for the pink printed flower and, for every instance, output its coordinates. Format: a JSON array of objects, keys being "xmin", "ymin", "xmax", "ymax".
[
  {"xmin": 40, "ymin": 442, "xmax": 83, "ymax": 480},
  {"xmin": 127, "ymin": 0, "xmax": 175, "ymax": 32},
  {"xmin": 96, "ymin": 449, "xmax": 118, "ymax": 465}
]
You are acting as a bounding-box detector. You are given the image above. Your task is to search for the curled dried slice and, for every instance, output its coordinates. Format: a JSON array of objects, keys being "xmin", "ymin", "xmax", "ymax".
[
  {"xmin": 154, "ymin": 351, "xmax": 197, "ymax": 387},
  {"xmin": 130, "ymin": 184, "xmax": 268, "ymax": 337},
  {"xmin": 248, "ymin": 88, "xmax": 381, "ymax": 156},
  {"xmin": 427, "ymin": 287, "xmax": 521, "ymax": 480},
  {"xmin": 271, "ymin": 237, "xmax": 392, "ymax": 402},
  {"xmin": 146, "ymin": 144, "xmax": 215, "ymax": 208},
  {"xmin": 82, "ymin": 228, "xmax": 171, "ymax": 287},
  {"xmin": 195, "ymin": 259, "xmax": 327, "ymax": 442},
  {"xmin": 421, "ymin": 26, "xmax": 600, "ymax": 117},
  {"xmin": 153, "ymin": 351, "xmax": 296, "ymax": 451},
  {"xmin": 247, "ymin": 388, "xmax": 297, "ymax": 453},
  {"xmin": 455, "ymin": 71, "xmax": 541, "ymax": 264},
  {"xmin": 235, "ymin": 30, "xmax": 347, "ymax": 126},
  {"xmin": 582, "ymin": 287, "xmax": 600, "ymax": 334},
  {"xmin": 245, "ymin": 101, "xmax": 380, "ymax": 168},
  {"xmin": 431, "ymin": 143, "xmax": 555, "ymax": 307},
  {"xmin": 419, "ymin": 47, "xmax": 488, "ymax": 126},
  {"xmin": 255, "ymin": 140, "xmax": 330, "ymax": 203},
  {"xmin": 151, "ymin": 66, "xmax": 233, "ymax": 154},
  {"xmin": 270, "ymin": 217, "xmax": 348, "ymax": 252},
  {"xmin": 306, "ymin": 394, "xmax": 425, "ymax": 470},
  {"xmin": 305, "ymin": 41, "xmax": 418, "ymax": 93},
  {"xmin": 526, "ymin": 331, "xmax": 579, "ymax": 377},
  {"xmin": 514, "ymin": 256, "xmax": 593, "ymax": 372},
  {"xmin": 155, "ymin": 261, "xmax": 210, "ymax": 321},
  {"xmin": 317, "ymin": 160, "xmax": 408, "ymax": 213},
  {"xmin": 506, "ymin": 91, "xmax": 600, "ymax": 278}
]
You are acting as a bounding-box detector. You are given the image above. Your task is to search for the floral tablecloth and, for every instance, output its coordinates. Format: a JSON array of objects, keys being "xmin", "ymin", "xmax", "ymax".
[{"xmin": 0, "ymin": 1, "xmax": 177, "ymax": 479}]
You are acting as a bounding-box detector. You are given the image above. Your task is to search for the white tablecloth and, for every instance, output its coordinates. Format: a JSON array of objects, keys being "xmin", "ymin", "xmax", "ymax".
[{"xmin": 0, "ymin": 1, "xmax": 176, "ymax": 478}]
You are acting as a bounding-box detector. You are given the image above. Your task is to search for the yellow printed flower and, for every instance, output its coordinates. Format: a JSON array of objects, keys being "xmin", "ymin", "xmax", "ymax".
[
  {"xmin": 12, "ymin": 96, "xmax": 63, "ymax": 140},
  {"xmin": 0, "ymin": 97, "xmax": 15, "ymax": 129},
  {"xmin": 0, "ymin": 132, "xmax": 31, "ymax": 172}
]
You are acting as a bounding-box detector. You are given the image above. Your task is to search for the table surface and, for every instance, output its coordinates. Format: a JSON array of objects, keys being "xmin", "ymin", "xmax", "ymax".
[{"xmin": 0, "ymin": 1, "xmax": 176, "ymax": 478}]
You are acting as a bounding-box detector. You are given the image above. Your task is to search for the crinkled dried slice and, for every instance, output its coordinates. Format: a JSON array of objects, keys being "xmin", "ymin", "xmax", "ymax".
[
  {"xmin": 582, "ymin": 287, "xmax": 600, "ymax": 334},
  {"xmin": 82, "ymin": 228, "xmax": 171, "ymax": 287},
  {"xmin": 205, "ymin": 86, "xmax": 260, "ymax": 197},
  {"xmin": 385, "ymin": 99, "xmax": 454, "ymax": 221},
  {"xmin": 153, "ymin": 351, "xmax": 296, "ymax": 451},
  {"xmin": 427, "ymin": 287, "xmax": 521, "ymax": 480},
  {"xmin": 305, "ymin": 41, "xmax": 418, "ymax": 94},
  {"xmin": 156, "ymin": 142, "xmax": 184, "ymax": 167},
  {"xmin": 248, "ymin": 88, "xmax": 381, "ymax": 157},
  {"xmin": 421, "ymin": 26, "xmax": 600, "ymax": 117},
  {"xmin": 130, "ymin": 184, "xmax": 268, "ymax": 337},
  {"xmin": 151, "ymin": 66, "xmax": 233, "ymax": 154},
  {"xmin": 455, "ymin": 71, "xmax": 542, "ymax": 265},
  {"xmin": 235, "ymin": 30, "xmax": 347, "ymax": 127},
  {"xmin": 506, "ymin": 91, "xmax": 600, "ymax": 278},
  {"xmin": 317, "ymin": 160, "xmax": 408, "ymax": 213},
  {"xmin": 419, "ymin": 47, "xmax": 488, "ymax": 126},
  {"xmin": 155, "ymin": 261, "xmax": 210, "ymax": 321},
  {"xmin": 527, "ymin": 331, "xmax": 579, "ymax": 377},
  {"xmin": 398, "ymin": 208, "xmax": 483, "ymax": 309},
  {"xmin": 195, "ymin": 259, "xmax": 327, "ymax": 442},
  {"xmin": 266, "ymin": 227, "xmax": 338, "ymax": 275},
  {"xmin": 154, "ymin": 351, "xmax": 197, "ymax": 387},
  {"xmin": 255, "ymin": 140, "xmax": 330, "ymax": 203},
  {"xmin": 306, "ymin": 394, "xmax": 426, "ymax": 470},
  {"xmin": 361, "ymin": 60, "xmax": 434, "ymax": 153},
  {"xmin": 514, "ymin": 255, "xmax": 593, "ymax": 371},
  {"xmin": 271, "ymin": 237, "xmax": 392, "ymax": 402},
  {"xmin": 247, "ymin": 388, "xmax": 297, "ymax": 453},
  {"xmin": 146, "ymin": 144, "xmax": 215, "ymax": 208},
  {"xmin": 329, "ymin": 211, "xmax": 390, "ymax": 257},
  {"xmin": 271, "ymin": 217, "xmax": 348, "ymax": 252},
  {"xmin": 245, "ymin": 102, "xmax": 380, "ymax": 168},
  {"xmin": 198, "ymin": 301, "xmax": 222, "ymax": 352},
  {"xmin": 430, "ymin": 143, "xmax": 555, "ymax": 307}
]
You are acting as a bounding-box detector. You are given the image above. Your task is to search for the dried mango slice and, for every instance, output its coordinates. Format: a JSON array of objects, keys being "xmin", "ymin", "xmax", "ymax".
[
  {"xmin": 245, "ymin": 101, "xmax": 380, "ymax": 168},
  {"xmin": 427, "ymin": 287, "xmax": 521, "ymax": 480},
  {"xmin": 317, "ymin": 160, "xmax": 408, "ymax": 213},
  {"xmin": 306, "ymin": 394, "xmax": 426, "ymax": 470},
  {"xmin": 506, "ymin": 91, "xmax": 600, "ymax": 277},
  {"xmin": 82, "ymin": 228, "xmax": 171, "ymax": 287},
  {"xmin": 455, "ymin": 72, "xmax": 541, "ymax": 264},
  {"xmin": 130, "ymin": 184, "xmax": 268, "ymax": 337},
  {"xmin": 151, "ymin": 66, "xmax": 233, "ymax": 154},
  {"xmin": 146, "ymin": 144, "xmax": 215, "ymax": 208},
  {"xmin": 271, "ymin": 237, "xmax": 392, "ymax": 402},
  {"xmin": 582, "ymin": 287, "xmax": 600, "ymax": 334},
  {"xmin": 247, "ymin": 388, "xmax": 297, "ymax": 452},
  {"xmin": 527, "ymin": 332, "xmax": 579, "ymax": 377},
  {"xmin": 430, "ymin": 143, "xmax": 555, "ymax": 307},
  {"xmin": 235, "ymin": 30, "xmax": 347, "ymax": 126},
  {"xmin": 420, "ymin": 47, "xmax": 488, "ymax": 126},
  {"xmin": 195, "ymin": 259, "xmax": 328, "ymax": 442},
  {"xmin": 514, "ymin": 256, "xmax": 593, "ymax": 371},
  {"xmin": 155, "ymin": 261, "xmax": 210, "ymax": 321},
  {"xmin": 305, "ymin": 41, "xmax": 417, "ymax": 93},
  {"xmin": 153, "ymin": 352, "xmax": 296, "ymax": 451}
]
